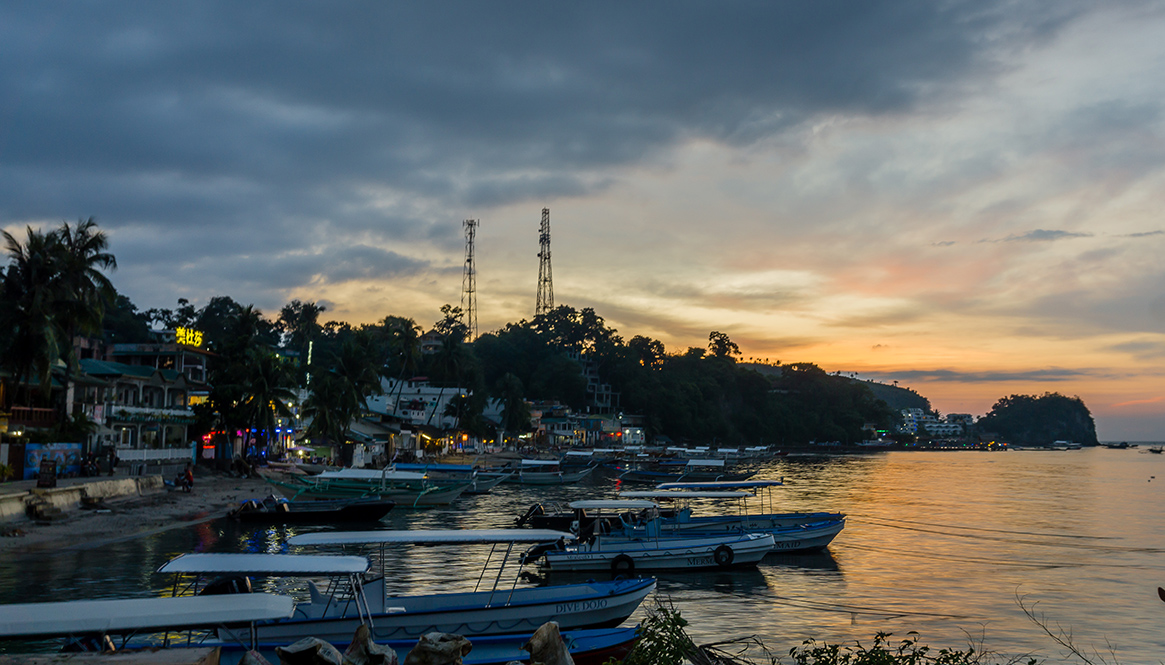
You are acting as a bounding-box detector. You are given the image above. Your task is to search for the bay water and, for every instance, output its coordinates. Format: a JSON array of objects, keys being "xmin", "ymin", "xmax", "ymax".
[{"xmin": 2, "ymin": 446, "xmax": 1163, "ymax": 662}]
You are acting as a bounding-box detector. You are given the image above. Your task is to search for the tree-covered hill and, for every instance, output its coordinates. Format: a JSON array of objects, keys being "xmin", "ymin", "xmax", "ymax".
[{"xmin": 975, "ymin": 392, "xmax": 1099, "ymax": 446}]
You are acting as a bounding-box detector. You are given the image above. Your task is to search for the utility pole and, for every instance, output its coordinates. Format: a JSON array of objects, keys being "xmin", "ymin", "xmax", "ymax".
[
  {"xmin": 461, "ymin": 219, "xmax": 478, "ymax": 341},
  {"xmin": 536, "ymin": 207, "xmax": 553, "ymax": 316}
]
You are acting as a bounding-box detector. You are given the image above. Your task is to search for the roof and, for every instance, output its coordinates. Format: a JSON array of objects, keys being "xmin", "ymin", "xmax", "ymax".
[
  {"xmin": 317, "ymin": 468, "xmax": 427, "ymax": 481},
  {"xmin": 80, "ymin": 358, "xmax": 188, "ymax": 383},
  {"xmin": 567, "ymin": 499, "xmax": 658, "ymax": 510},
  {"xmin": 656, "ymin": 480, "xmax": 784, "ymax": 490},
  {"xmin": 619, "ymin": 490, "xmax": 754, "ymax": 499},
  {"xmin": 0, "ymin": 594, "xmax": 296, "ymax": 638},
  {"xmin": 288, "ymin": 529, "xmax": 575, "ymax": 546},
  {"xmin": 157, "ymin": 553, "xmax": 369, "ymax": 575}
]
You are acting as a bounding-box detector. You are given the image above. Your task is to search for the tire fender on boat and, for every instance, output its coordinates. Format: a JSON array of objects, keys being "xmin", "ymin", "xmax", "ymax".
[
  {"xmin": 611, "ymin": 554, "xmax": 635, "ymax": 574},
  {"xmin": 714, "ymin": 545, "xmax": 734, "ymax": 567}
]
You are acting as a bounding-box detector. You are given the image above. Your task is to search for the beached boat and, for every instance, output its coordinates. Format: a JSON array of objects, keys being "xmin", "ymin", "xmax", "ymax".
[
  {"xmin": 530, "ymin": 500, "xmax": 775, "ymax": 573},
  {"xmin": 162, "ymin": 531, "xmax": 653, "ymax": 644},
  {"xmin": 267, "ymin": 467, "xmax": 470, "ymax": 506},
  {"xmin": 502, "ymin": 459, "xmax": 596, "ymax": 485},
  {"xmin": 227, "ymin": 495, "xmax": 395, "ymax": 524},
  {"xmin": 622, "ymin": 481, "xmax": 845, "ymax": 552}
]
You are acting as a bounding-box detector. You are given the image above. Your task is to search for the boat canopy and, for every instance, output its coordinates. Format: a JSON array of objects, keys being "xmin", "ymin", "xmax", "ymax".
[
  {"xmin": 564, "ymin": 451, "xmax": 593, "ymax": 457},
  {"xmin": 657, "ymin": 480, "xmax": 784, "ymax": 490},
  {"xmin": 520, "ymin": 459, "xmax": 561, "ymax": 466},
  {"xmin": 567, "ymin": 499, "xmax": 658, "ymax": 510},
  {"xmin": 0, "ymin": 594, "xmax": 296, "ymax": 639},
  {"xmin": 619, "ymin": 490, "xmax": 755, "ymax": 499},
  {"xmin": 685, "ymin": 459, "xmax": 725, "ymax": 467},
  {"xmin": 392, "ymin": 463, "xmax": 475, "ymax": 472},
  {"xmin": 158, "ymin": 553, "xmax": 370, "ymax": 575},
  {"xmin": 288, "ymin": 528, "xmax": 576, "ymax": 547},
  {"xmin": 317, "ymin": 468, "xmax": 427, "ymax": 481}
]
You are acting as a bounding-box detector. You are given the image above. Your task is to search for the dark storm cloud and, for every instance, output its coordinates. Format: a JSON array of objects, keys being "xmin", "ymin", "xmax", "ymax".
[{"xmin": 0, "ymin": 0, "xmax": 1094, "ymax": 305}]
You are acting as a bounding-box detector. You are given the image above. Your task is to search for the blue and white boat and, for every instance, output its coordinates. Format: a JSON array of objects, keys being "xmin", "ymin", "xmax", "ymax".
[
  {"xmin": 620, "ymin": 483, "xmax": 845, "ymax": 552},
  {"xmin": 270, "ymin": 529, "xmax": 655, "ymax": 642},
  {"xmin": 532, "ymin": 500, "xmax": 775, "ymax": 573}
]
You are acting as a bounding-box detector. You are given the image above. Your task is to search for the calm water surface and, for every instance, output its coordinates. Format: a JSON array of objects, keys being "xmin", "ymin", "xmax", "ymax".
[{"xmin": 2, "ymin": 447, "xmax": 1163, "ymax": 662}]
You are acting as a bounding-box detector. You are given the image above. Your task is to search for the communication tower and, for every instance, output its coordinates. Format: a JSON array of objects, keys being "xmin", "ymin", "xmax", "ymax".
[
  {"xmin": 536, "ymin": 208, "xmax": 554, "ymax": 316},
  {"xmin": 461, "ymin": 219, "xmax": 478, "ymax": 341}
]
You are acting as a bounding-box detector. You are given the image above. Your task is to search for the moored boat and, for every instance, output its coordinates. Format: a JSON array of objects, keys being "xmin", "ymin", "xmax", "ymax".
[
  {"xmin": 502, "ymin": 459, "xmax": 596, "ymax": 485},
  {"xmin": 530, "ymin": 500, "xmax": 775, "ymax": 573},
  {"xmin": 268, "ymin": 529, "xmax": 655, "ymax": 642},
  {"xmin": 227, "ymin": 495, "xmax": 395, "ymax": 524}
]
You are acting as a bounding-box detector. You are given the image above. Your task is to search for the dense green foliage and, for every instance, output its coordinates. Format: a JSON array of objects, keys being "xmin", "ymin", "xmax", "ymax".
[{"xmin": 976, "ymin": 393, "xmax": 1098, "ymax": 446}]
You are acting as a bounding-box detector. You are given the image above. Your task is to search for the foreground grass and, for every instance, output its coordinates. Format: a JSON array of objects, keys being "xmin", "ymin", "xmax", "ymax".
[{"xmin": 608, "ymin": 599, "xmax": 1040, "ymax": 665}]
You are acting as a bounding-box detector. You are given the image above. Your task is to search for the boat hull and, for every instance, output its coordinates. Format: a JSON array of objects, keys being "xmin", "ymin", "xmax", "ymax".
[
  {"xmin": 215, "ymin": 626, "xmax": 639, "ymax": 665},
  {"xmin": 241, "ymin": 576, "xmax": 655, "ymax": 644},
  {"xmin": 229, "ymin": 499, "xmax": 395, "ymax": 524},
  {"xmin": 541, "ymin": 533, "xmax": 775, "ymax": 572},
  {"xmin": 659, "ymin": 515, "xmax": 846, "ymax": 552}
]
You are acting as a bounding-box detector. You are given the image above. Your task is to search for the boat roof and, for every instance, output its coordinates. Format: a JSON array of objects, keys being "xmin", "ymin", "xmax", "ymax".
[
  {"xmin": 564, "ymin": 451, "xmax": 593, "ymax": 457},
  {"xmin": 619, "ymin": 490, "xmax": 754, "ymax": 499},
  {"xmin": 520, "ymin": 459, "xmax": 561, "ymax": 466},
  {"xmin": 685, "ymin": 459, "xmax": 725, "ymax": 467},
  {"xmin": 158, "ymin": 553, "xmax": 370, "ymax": 575},
  {"xmin": 567, "ymin": 499, "xmax": 658, "ymax": 510},
  {"xmin": 318, "ymin": 468, "xmax": 427, "ymax": 480},
  {"xmin": 392, "ymin": 463, "xmax": 474, "ymax": 472},
  {"xmin": 657, "ymin": 480, "xmax": 784, "ymax": 489},
  {"xmin": 0, "ymin": 593, "xmax": 296, "ymax": 639},
  {"xmin": 288, "ymin": 529, "xmax": 576, "ymax": 546}
]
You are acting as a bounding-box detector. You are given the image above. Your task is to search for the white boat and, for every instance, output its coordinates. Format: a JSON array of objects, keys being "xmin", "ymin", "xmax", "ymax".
[
  {"xmin": 0, "ymin": 594, "xmax": 296, "ymax": 649},
  {"xmin": 224, "ymin": 529, "xmax": 655, "ymax": 643},
  {"xmin": 624, "ymin": 480, "xmax": 847, "ymax": 552},
  {"xmin": 503, "ymin": 459, "xmax": 596, "ymax": 485},
  {"xmin": 533, "ymin": 500, "xmax": 775, "ymax": 573}
]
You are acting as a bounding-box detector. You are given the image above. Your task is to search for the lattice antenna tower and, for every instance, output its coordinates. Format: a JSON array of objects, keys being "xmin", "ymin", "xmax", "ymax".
[
  {"xmin": 536, "ymin": 207, "xmax": 554, "ymax": 316},
  {"xmin": 461, "ymin": 219, "xmax": 479, "ymax": 341}
]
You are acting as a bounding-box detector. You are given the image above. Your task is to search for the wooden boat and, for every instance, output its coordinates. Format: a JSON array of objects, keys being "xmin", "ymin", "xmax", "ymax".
[
  {"xmin": 502, "ymin": 459, "xmax": 596, "ymax": 485},
  {"xmin": 227, "ymin": 495, "xmax": 395, "ymax": 524},
  {"xmin": 531, "ymin": 500, "xmax": 775, "ymax": 572},
  {"xmin": 622, "ymin": 481, "xmax": 846, "ymax": 552},
  {"xmin": 159, "ymin": 532, "xmax": 654, "ymax": 644}
]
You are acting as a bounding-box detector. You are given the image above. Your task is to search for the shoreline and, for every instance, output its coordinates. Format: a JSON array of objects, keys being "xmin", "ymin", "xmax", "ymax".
[{"xmin": 0, "ymin": 471, "xmax": 274, "ymax": 555}]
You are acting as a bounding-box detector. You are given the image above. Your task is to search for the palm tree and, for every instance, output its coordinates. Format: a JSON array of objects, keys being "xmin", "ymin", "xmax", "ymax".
[
  {"xmin": 0, "ymin": 226, "xmax": 66, "ymax": 407},
  {"xmin": 54, "ymin": 218, "xmax": 117, "ymax": 415},
  {"xmin": 303, "ymin": 371, "xmax": 359, "ymax": 451},
  {"xmin": 241, "ymin": 348, "xmax": 297, "ymax": 457},
  {"xmin": 383, "ymin": 316, "xmax": 422, "ymax": 415},
  {"xmin": 494, "ymin": 372, "xmax": 530, "ymax": 447}
]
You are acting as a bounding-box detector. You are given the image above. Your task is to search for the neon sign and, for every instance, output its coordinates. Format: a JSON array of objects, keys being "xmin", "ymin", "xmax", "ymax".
[{"xmin": 176, "ymin": 327, "xmax": 204, "ymax": 347}]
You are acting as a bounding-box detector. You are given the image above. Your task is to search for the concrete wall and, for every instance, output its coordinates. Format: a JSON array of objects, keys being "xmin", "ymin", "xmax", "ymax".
[{"xmin": 0, "ymin": 475, "xmax": 165, "ymax": 523}]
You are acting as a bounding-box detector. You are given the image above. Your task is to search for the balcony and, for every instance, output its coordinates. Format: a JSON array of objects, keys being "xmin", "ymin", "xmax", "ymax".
[
  {"xmin": 6, "ymin": 406, "xmax": 58, "ymax": 428},
  {"xmin": 109, "ymin": 405, "xmax": 198, "ymax": 425}
]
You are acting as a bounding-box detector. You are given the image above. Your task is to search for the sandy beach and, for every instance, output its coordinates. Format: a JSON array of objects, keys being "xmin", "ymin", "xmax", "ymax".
[{"xmin": 0, "ymin": 470, "xmax": 275, "ymax": 555}]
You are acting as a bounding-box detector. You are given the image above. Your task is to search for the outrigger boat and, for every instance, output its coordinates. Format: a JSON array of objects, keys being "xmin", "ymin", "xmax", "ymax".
[
  {"xmin": 528, "ymin": 500, "xmax": 775, "ymax": 573},
  {"xmin": 620, "ymin": 481, "xmax": 845, "ymax": 552},
  {"xmin": 267, "ymin": 467, "xmax": 470, "ymax": 506},
  {"xmin": 502, "ymin": 459, "xmax": 596, "ymax": 485},
  {"xmin": 616, "ymin": 459, "xmax": 755, "ymax": 484},
  {"xmin": 392, "ymin": 462, "xmax": 513, "ymax": 494},
  {"xmin": 266, "ymin": 529, "xmax": 656, "ymax": 642}
]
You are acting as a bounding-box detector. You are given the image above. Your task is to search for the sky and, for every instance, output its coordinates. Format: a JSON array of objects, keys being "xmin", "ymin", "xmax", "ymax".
[{"xmin": 2, "ymin": 2, "xmax": 1163, "ymax": 440}]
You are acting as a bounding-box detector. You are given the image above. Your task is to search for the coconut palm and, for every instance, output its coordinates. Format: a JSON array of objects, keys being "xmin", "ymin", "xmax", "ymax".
[
  {"xmin": 54, "ymin": 218, "xmax": 117, "ymax": 414},
  {"xmin": 241, "ymin": 348, "xmax": 297, "ymax": 456},
  {"xmin": 0, "ymin": 226, "xmax": 66, "ymax": 406}
]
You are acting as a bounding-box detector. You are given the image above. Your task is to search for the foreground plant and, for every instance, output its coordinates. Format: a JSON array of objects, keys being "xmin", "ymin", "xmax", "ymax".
[{"xmin": 786, "ymin": 632, "xmax": 1037, "ymax": 665}]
